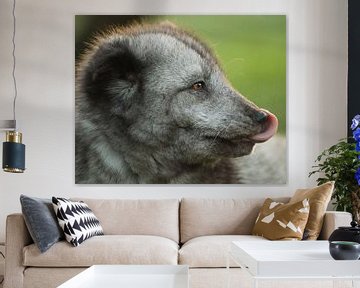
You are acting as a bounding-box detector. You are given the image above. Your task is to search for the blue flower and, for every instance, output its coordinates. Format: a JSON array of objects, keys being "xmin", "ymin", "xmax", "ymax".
[
  {"xmin": 356, "ymin": 167, "xmax": 360, "ymax": 186},
  {"xmin": 353, "ymin": 128, "xmax": 360, "ymax": 142},
  {"xmin": 349, "ymin": 115, "xmax": 360, "ymax": 185},
  {"xmin": 352, "ymin": 115, "xmax": 360, "ymax": 130}
]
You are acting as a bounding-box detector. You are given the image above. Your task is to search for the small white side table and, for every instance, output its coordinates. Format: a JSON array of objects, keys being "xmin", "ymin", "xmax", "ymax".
[{"xmin": 58, "ymin": 265, "xmax": 189, "ymax": 288}]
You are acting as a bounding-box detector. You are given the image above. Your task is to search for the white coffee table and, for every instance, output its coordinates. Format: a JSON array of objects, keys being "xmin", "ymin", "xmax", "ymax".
[
  {"xmin": 228, "ymin": 241, "xmax": 360, "ymax": 288},
  {"xmin": 58, "ymin": 265, "xmax": 189, "ymax": 288}
]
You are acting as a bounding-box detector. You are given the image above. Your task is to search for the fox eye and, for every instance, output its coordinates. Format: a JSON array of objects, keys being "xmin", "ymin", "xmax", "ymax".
[{"xmin": 191, "ymin": 81, "xmax": 205, "ymax": 91}]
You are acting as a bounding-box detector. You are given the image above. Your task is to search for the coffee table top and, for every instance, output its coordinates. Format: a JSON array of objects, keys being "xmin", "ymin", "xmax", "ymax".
[
  {"xmin": 58, "ymin": 265, "xmax": 189, "ymax": 288},
  {"xmin": 231, "ymin": 240, "xmax": 360, "ymax": 278}
]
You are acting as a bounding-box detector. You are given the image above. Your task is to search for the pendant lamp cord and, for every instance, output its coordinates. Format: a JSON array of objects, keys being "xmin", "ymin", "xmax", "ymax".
[{"xmin": 12, "ymin": 0, "xmax": 17, "ymax": 130}]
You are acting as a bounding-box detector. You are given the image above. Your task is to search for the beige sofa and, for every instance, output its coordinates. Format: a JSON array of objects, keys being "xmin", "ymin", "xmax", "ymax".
[{"xmin": 4, "ymin": 198, "xmax": 352, "ymax": 288}]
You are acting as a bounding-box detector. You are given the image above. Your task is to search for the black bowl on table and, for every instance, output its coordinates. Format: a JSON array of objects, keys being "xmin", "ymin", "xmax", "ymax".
[
  {"xmin": 329, "ymin": 221, "xmax": 360, "ymax": 244},
  {"xmin": 329, "ymin": 241, "xmax": 360, "ymax": 260}
]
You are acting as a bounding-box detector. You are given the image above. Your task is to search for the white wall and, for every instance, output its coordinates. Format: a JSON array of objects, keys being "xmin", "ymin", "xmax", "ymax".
[{"xmin": 0, "ymin": 0, "xmax": 348, "ymax": 242}]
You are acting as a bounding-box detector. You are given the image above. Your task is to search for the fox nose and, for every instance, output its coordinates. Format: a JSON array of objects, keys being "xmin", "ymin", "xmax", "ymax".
[{"xmin": 254, "ymin": 110, "xmax": 268, "ymax": 123}]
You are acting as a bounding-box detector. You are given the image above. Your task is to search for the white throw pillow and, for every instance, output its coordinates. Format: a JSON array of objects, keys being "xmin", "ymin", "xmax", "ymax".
[{"xmin": 52, "ymin": 197, "xmax": 103, "ymax": 247}]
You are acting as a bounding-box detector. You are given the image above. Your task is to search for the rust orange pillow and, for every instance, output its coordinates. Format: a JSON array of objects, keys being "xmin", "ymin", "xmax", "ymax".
[
  {"xmin": 252, "ymin": 198, "xmax": 310, "ymax": 240},
  {"xmin": 289, "ymin": 181, "xmax": 334, "ymax": 240}
]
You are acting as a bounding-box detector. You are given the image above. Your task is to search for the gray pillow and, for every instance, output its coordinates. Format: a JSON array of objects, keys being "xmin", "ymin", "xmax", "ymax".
[{"xmin": 20, "ymin": 195, "xmax": 64, "ymax": 253}]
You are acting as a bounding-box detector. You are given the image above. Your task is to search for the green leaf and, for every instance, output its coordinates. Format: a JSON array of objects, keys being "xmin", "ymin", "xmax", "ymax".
[{"xmin": 309, "ymin": 137, "xmax": 360, "ymax": 214}]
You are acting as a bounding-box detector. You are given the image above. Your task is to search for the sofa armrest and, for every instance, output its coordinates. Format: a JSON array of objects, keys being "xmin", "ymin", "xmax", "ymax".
[
  {"xmin": 318, "ymin": 211, "xmax": 352, "ymax": 240},
  {"xmin": 4, "ymin": 213, "xmax": 33, "ymax": 288}
]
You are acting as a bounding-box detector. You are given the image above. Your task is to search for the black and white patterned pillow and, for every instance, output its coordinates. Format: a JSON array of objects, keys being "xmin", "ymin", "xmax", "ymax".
[{"xmin": 52, "ymin": 197, "xmax": 104, "ymax": 247}]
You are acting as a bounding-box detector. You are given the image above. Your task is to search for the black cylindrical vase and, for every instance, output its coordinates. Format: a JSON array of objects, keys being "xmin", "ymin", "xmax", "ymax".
[{"xmin": 2, "ymin": 131, "xmax": 25, "ymax": 173}]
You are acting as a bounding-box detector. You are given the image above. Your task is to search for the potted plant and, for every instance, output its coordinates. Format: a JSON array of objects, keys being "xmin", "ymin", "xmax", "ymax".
[{"xmin": 309, "ymin": 115, "xmax": 360, "ymax": 222}]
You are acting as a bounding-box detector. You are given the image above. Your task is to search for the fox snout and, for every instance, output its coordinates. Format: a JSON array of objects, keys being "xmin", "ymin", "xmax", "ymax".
[
  {"xmin": 254, "ymin": 110, "xmax": 269, "ymax": 123},
  {"xmin": 250, "ymin": 110, "xmax": 278, "ymax": 143}
]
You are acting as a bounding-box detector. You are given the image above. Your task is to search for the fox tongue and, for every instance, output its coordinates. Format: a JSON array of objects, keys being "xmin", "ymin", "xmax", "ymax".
[{"xmin": 250, "ymin": 112, "xmax": 278, "ymax": 143}]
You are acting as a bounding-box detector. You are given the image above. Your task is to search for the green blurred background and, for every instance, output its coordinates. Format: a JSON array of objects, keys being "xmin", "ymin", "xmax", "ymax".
[{"xmin": 76, "ymin": 15, "xmax": 286, "ymax": 134}]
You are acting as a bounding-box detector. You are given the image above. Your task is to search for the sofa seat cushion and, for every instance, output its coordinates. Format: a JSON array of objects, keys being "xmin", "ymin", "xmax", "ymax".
[
  {"xmin": 179, "ymin": 235, "xmax": 267, "ymax": 268},
  {"xmin": 23, "ymin": 235, "xmax": 178, "ymax": 267}
]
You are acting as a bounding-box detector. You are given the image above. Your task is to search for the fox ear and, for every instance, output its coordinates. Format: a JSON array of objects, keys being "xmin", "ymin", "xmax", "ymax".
[{"xmin": 81, "ymin": 40, "xmax": 142, "ymax": 107}]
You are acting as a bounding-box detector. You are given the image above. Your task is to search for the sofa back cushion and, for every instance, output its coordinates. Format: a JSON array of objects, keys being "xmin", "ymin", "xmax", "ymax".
[
  {"xmin": 180, "ymin": 198, "xmax": 289, "ymax": 243},
  {"xmin": 72, "ymin": 199, "xmax": 179, "ymax": 243}
]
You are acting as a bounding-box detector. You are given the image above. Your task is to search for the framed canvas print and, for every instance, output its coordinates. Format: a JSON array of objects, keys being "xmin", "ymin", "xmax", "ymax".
[{"xmin": 75, "ymin": 15, "xmax": 286, "ymax": 184}]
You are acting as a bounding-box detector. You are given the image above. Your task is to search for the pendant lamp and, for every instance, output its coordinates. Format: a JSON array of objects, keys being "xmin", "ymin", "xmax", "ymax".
[{"xmin": 1, "ymin": 0, "xmax": 26, "ymax": 173}]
